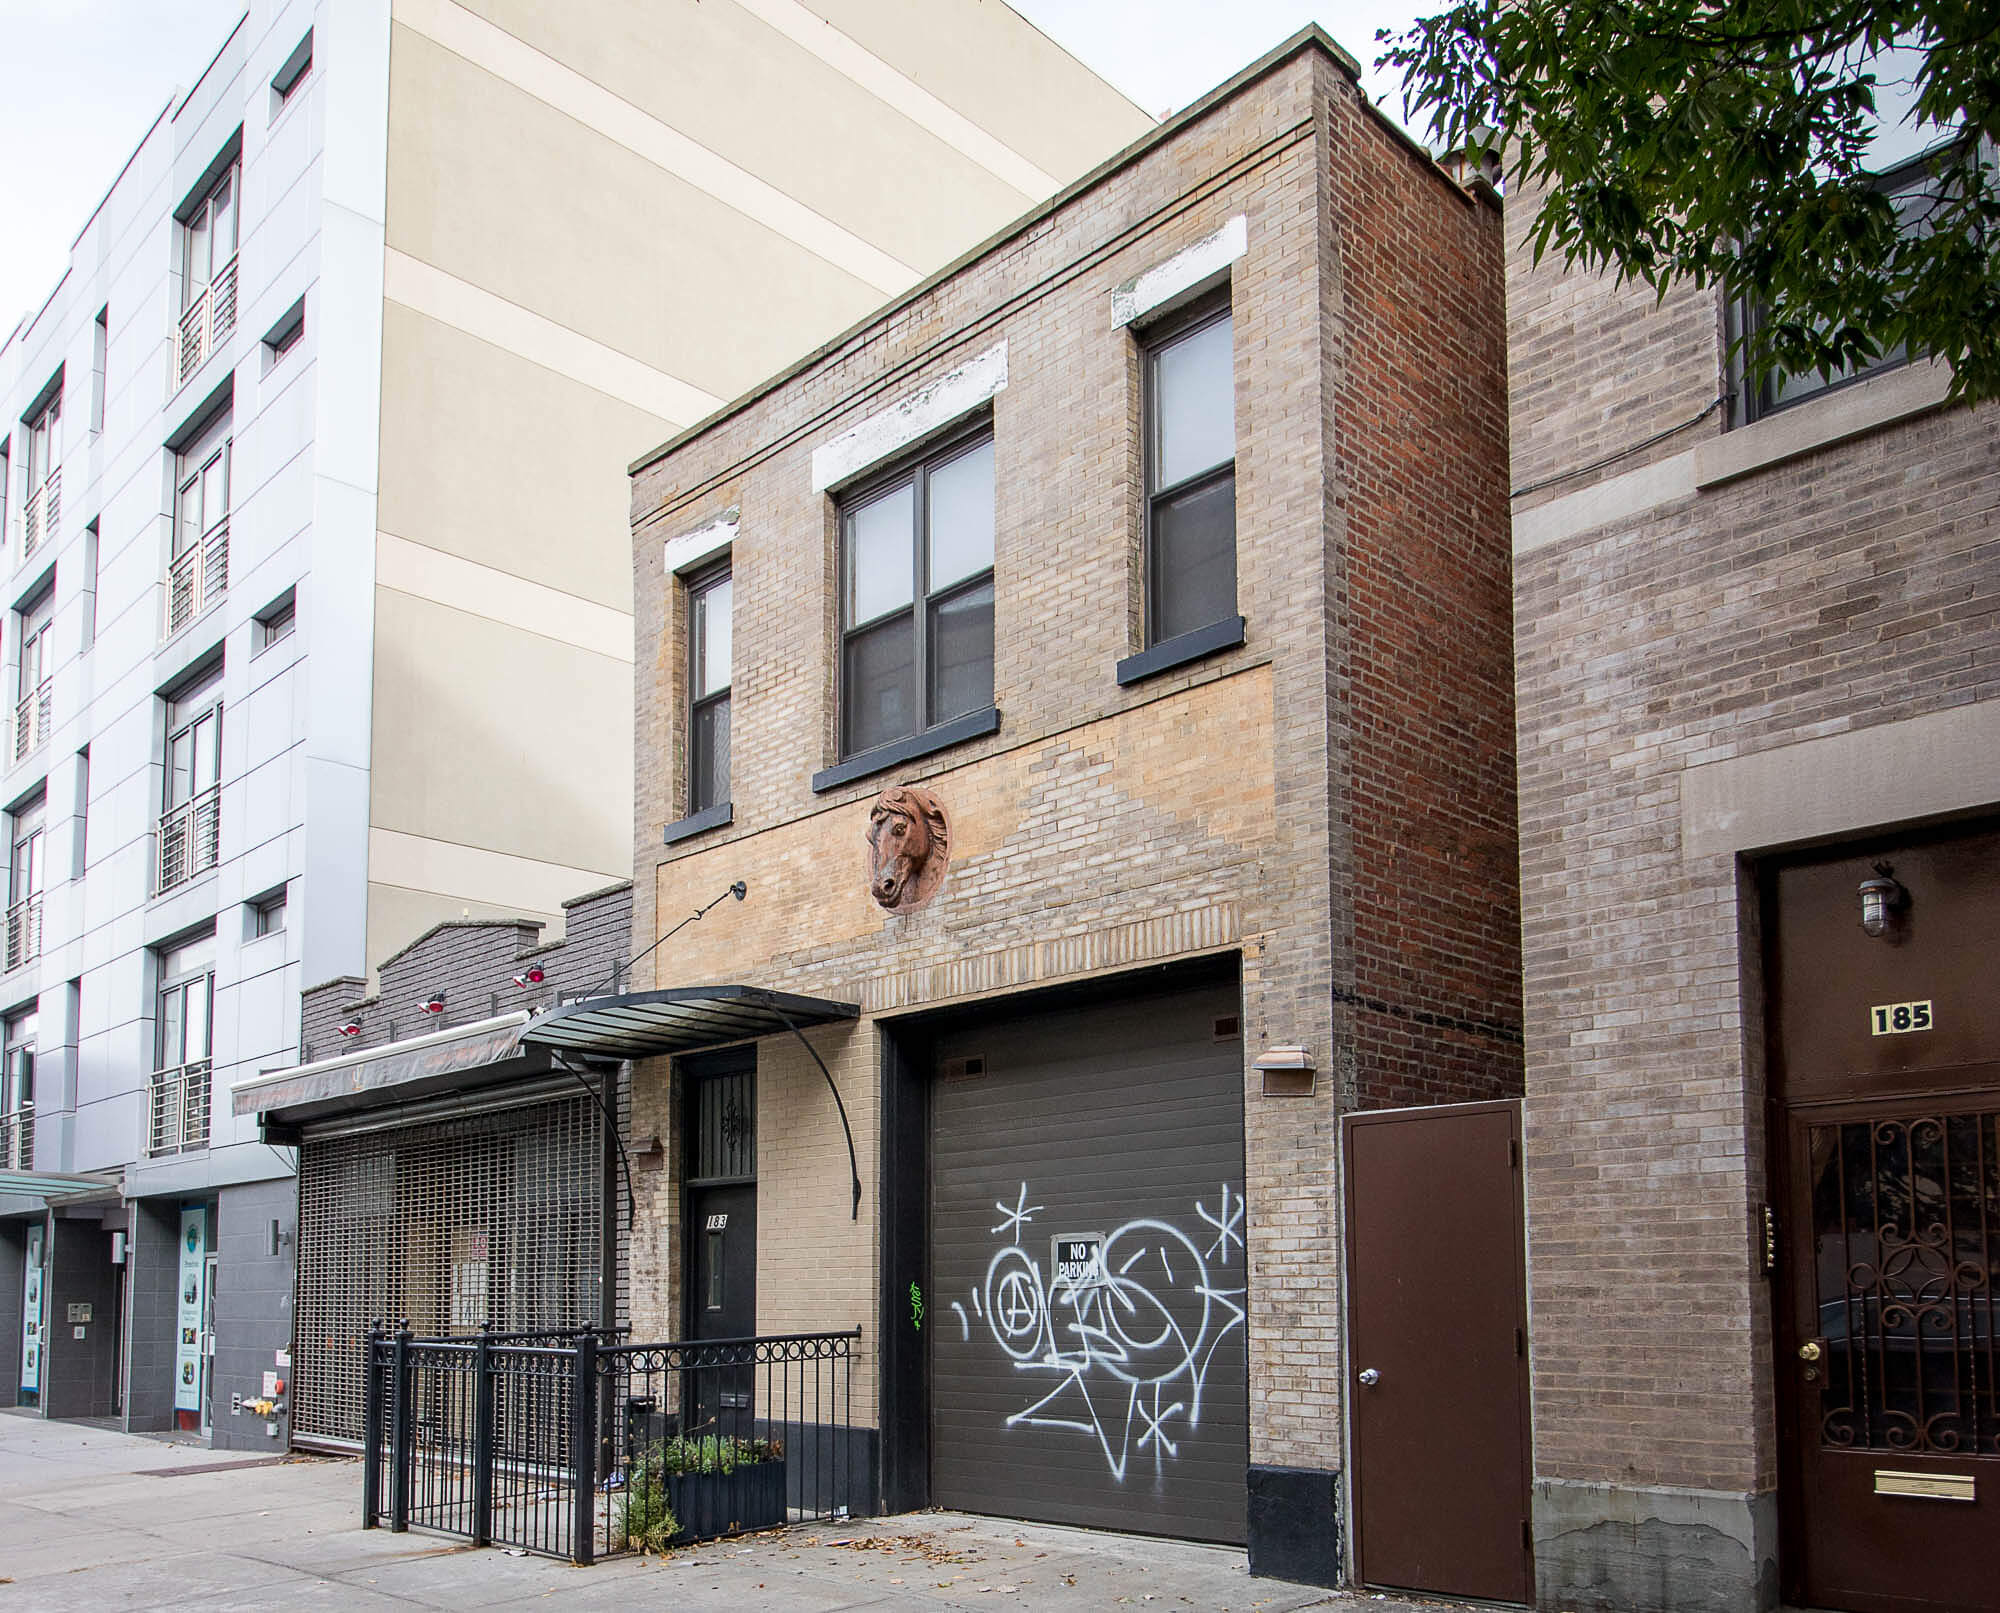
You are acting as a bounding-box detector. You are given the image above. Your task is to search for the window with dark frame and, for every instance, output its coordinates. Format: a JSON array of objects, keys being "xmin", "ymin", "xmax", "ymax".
[
  {"xmin": 181, "ymin": 164, "xmax": 238, "ymax": 316},
  {"xmin": 1738, "ymin": 145, "xmax": 1949, "ymax": 422},
  {"xmin": 838, "ymin": 427, "xmax": 995, "ymax": 760},
  {"xmin": 1143, "ymin": 297, "xmax": 1236, "ymax": 647},
  {"xmin": 252, "ymin": 886, "xmax": 287, "ymax": 937},
  {"xmin": 686, "ymin": 562, "xmax": 732, "ymax": 817},
  {"xmin": 7, "ymin": 798, "xmax": 44, "ymax": 972},
  {"xmin": 3, "ymin": 1008, "xmax": 36, "ymax": 1164},
  {"xmin": 256, "ymin": 593, "xmax": 296, "ymax": 651},
  {"xmin": 159, "ymin": 668, "xmax": 223, "ymax": 893}
]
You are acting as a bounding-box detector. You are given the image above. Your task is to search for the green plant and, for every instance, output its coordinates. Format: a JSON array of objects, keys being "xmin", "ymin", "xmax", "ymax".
[
  {"xmin": 617, "ymin": 1450, "xmax": 680, "ymax": 1554},
  {"xmin": 652, "ymin": 1433, "xmax": 783, "ymax": 1476}
]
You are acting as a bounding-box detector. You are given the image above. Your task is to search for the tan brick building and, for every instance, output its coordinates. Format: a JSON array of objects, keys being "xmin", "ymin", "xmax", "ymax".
[
  {"xmin": 1508, "ymin": 152, "xmax": 2000, "ymax": 1613},
  {"xmin": 583, "ymin": 29, "xmax": 1522, "ymax": 1588}
]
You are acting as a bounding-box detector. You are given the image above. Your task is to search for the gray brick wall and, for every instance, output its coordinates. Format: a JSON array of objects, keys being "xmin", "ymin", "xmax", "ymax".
[{"xmin": 299, "ymin": 882, "xmax": 631, "ymax": 1061}]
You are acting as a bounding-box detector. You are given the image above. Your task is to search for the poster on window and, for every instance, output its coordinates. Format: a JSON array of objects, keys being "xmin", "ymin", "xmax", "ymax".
[
  {"xmin": 174, "ymin": 1207, "xmax": 205, "ymax": 1411},
  {"xmin": 19, "ymin": 1225, "xmax": 42, "ymax": 1394}
]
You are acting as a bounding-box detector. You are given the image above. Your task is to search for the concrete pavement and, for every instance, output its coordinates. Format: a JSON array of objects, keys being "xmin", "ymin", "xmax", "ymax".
[{"xmin": 0, "ymin": 1411, "xmax": 1459, "ymax": 1611}]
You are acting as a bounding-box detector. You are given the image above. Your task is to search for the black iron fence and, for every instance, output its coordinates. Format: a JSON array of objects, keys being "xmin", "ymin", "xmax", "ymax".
[{"xmin": 361, "ymin": 1322, "xmax": 866, "ymax": 1562}]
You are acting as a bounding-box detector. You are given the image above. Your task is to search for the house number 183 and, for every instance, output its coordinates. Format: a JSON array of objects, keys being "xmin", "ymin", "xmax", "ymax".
[{"xmin": 1870, "ymin": 1000, "xmax": 1934, "ymax": 1036}]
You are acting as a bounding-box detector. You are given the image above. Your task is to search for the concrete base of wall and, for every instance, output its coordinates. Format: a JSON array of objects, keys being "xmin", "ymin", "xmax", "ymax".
[
  {"xmin": 1533, "ymin": 1478, "xmax": 1778, "ymax": 1613},
  {"xmin": 1246, "ymin": 1464, "xmax": 1342, "ymax": 1589}
]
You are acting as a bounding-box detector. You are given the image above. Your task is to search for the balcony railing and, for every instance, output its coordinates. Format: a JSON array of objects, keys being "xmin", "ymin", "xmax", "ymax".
[
  {"xmin": 165, "ymin": 521, "xmax": 228, "ymax": 638},
  {"xmin": 177, "ymin": 257, "xmax": 238, "ymax": 388},
  {"xmin": 5, "ymin": 893, "xmax": 41, "ymax": 972},
  {"xmin": 149, "ymin": 1060, "xmax": 210, "ymax": 1155},
  {"xmin": 157, "ymin": 786, "xmax": 221, "ymax": 893},
  {"xmin": 0, "ymin": 1105, "xmax": 30, "ymax": 1169},
  {"xmin": 23, "ymin": 472, "xmax": 59, "ymax": 559},
  {"xmin": 14, "ymin": 679, "xmax": 51, "ymax": 765}
]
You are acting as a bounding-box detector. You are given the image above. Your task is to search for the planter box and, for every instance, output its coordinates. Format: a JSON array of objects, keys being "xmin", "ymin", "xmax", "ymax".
[{"xmin": 667, "ymin": 1459, "xmax": 787, "ymax": 1541}]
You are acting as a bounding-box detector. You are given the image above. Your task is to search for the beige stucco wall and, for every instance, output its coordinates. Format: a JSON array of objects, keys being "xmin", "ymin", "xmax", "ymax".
[{"xmin": 364, "ymin": 0, "xmax": 1153, "ymax": 971}]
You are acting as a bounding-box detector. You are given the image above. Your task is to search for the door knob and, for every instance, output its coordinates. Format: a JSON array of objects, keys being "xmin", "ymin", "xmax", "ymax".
[
  {"xmin": 1798, "ymin": 1340, "xmax": 1822, "ymax": 1363},
  {"xmin": 1357, "ymin": 1367, "xmax": 1381, "ymax": 1386}
]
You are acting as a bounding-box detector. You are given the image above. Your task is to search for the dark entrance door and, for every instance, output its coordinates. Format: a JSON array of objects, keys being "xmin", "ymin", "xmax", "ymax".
[
  {"xmin": 684, "ymin": 1052, "xmax": 757, "ymax": 1441},
  {"xmin": 1344, "ymin": 1100, "xmax": 1532, "ymax": 1604},
  {"xmin": 929, "ymin": 978, "xmax": 1248, "ymax": 1543},
  {"xmin": 1768, "ymin": 825, "xmax": 2000, "ymax": 1613}
]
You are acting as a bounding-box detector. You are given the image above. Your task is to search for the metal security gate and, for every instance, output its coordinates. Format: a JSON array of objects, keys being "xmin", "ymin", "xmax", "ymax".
[
  {"xmin": 929, "ymin": 979, "xmax": 1248, "ymax": 1542},
  {"xmin": 295, "ymin": 1086, "xmax": 606, "ymax": 1445}
]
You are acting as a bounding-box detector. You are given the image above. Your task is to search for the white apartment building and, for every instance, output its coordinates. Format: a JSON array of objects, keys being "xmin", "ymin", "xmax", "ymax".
[{"xmin": 0, "ymin": 0, "xmax": 1146, "ymax": 1448}]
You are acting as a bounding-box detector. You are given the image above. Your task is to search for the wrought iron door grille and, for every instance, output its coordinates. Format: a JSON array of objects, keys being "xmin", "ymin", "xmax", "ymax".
[
  {"xmin": 295, "ymin": 1091, "xmax": 604, "ymax": 1445},
  {"xmin": 1811, "ymin": 1110, "xmax": 2000, "ymax": 1456},
  {"xmin": 691, "ymin": 1069, "xmax": 755, "ymax": 1183}
]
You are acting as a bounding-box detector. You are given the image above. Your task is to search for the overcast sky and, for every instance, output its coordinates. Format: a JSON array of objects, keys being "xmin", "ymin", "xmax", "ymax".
[{"xmin": 0, "ymin": 0, "xmax": 1429, "ymax": 335}]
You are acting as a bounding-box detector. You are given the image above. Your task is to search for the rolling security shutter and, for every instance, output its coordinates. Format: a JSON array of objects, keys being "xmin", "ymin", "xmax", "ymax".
[
  {"xmin": 293, "ymin": 1087, "xmax": 603, "ymax": 1444},
  {"xmin": 931, "ymin": 980, "xmax": 1248, "ymax": 1542}
]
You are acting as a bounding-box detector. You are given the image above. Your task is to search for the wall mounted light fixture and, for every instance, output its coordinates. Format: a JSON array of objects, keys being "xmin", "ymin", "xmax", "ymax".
[
  {"xmin": 511, "ymin": 965, "xmax": 545, "ymax": 988},
  {"xmin": 1858, "ymin": 862, "xmax": 1909, "ymax": 939},
  {"xmin": 417, "ymin": 994, "xmax": 445, "ymax": 1015}
]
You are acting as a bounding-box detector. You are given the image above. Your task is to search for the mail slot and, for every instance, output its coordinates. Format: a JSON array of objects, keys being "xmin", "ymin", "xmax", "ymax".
[{"xmin": 1875, "ymin": 1469, "xmax": 1975, "ymax": 1502}]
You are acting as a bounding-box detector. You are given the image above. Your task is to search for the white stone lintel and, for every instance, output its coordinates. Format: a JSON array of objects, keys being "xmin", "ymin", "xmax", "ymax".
[
  {"xmin": 1111, "ymin": 215, "xmax": 1247, "ymax": 329},
  {"xmin": 664, "ymin": 510, "xmax": 738, "ymax": 574},
  {"xmin": 810, "ymin": 342, "xmax": 1007, "ymax": 493}
]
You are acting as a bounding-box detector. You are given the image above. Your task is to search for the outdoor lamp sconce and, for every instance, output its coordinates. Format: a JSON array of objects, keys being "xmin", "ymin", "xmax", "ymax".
[
  {"xmin": 335, "ymin": 1020, "xmax": 363, "ymax": 1038},
  {"xmin": 1254, "ymin": 1044, "xmax": 1317, "ymax": 1097},
  {"xmin": 1858, "ymin": 862, "xmax": 1909, "ymax": 939},
  {"xmin": 511, "ymin": 965, "xmax": 545, "ymax": 988},
  {"xmin": 417, "ymin": 993, "xmax": 446, "ymax": 1015}
]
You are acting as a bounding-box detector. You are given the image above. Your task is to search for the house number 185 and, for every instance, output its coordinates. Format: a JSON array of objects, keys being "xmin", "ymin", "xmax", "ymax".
[{"xmin": 1870, "ymin": 1000, "xmax": 1934, "ymax": 1036}]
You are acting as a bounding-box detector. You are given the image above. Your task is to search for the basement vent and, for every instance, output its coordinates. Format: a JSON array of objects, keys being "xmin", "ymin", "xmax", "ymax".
[
  {"xmin": 939, "ymin": 1054, "xmax": 987, "ymax": 1080},
  {"xmin": 1213, "ymin": 1015, "xmax": 1241, "ymax": 1041}
]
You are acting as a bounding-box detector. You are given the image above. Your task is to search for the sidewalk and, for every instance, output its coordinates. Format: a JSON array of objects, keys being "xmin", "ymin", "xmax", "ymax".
[{"xmin": 0, "ymin": 1411, "xmax": 1458, "ymax": 1611}]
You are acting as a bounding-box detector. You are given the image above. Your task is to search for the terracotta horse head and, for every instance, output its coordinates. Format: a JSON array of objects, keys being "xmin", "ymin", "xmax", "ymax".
[{"xmin": 866, "ymin": 785, "xmax": 950, "ymax": 913}]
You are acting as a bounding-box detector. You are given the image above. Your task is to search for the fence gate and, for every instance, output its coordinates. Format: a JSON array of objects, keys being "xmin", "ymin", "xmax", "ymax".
[
  {"xmin": 1344, "ymin": 1100, "xmax": 1532, "ymax": 1603},
  {"xmin": 362, "ymin": 1325, "xmax": 865, "ymax": 1562}
]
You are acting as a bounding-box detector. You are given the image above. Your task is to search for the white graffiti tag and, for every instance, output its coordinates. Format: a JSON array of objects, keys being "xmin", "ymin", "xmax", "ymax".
[{"xmin": 967, "ymin": 1183, "xmax": 1247, "ymax": 1482}]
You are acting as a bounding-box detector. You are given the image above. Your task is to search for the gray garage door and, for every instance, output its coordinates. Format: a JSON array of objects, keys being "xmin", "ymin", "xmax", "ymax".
[{"xmin": 931, "ymin": 980, "xmax": 1248, "ymax": 1542}]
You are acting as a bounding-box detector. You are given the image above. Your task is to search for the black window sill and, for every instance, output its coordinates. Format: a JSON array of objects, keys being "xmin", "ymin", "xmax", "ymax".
[
  {"xmin": 811, "ymin": 705, "xmax": 1000, "ymax": 794},
  {"xmin": 1116, "ymin": 616, "xmax": 1245, "ymax": 687},
  {"xmin": 663, "ymin": 801, "xmax": 732, "ymax": 846}
]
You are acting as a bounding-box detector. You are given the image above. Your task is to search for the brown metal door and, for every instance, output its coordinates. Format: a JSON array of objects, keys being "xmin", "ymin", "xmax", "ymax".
[
  {"xmin": 1768, "ymin": 826, "xmax": 2000, "ymax": 1613},
  {"xmin": 1345, "ymin": 1101, "xmax": 1532, "ymax": 1603}
]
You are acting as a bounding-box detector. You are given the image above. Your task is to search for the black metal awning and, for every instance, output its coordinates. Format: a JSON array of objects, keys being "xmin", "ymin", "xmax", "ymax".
[{"xmin": 520, "ymin": 985, "xmax": 859, "ymax": 1061}]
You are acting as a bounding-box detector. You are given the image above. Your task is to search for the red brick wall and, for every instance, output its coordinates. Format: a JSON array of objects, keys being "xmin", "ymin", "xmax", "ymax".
[{"xmin": 1327, "ymin": 80, "xmax": 1523, "ymax": 1109}]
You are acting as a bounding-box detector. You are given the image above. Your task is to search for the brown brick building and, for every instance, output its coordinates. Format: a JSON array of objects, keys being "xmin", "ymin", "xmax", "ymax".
[
  {"xmin": 591, "ymin": 30, "xmax": 1523, "ymax": 1588},
  {"xmin": 1508, "ymin": 158, "xmax": 2000, "ymax": 1613}
]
